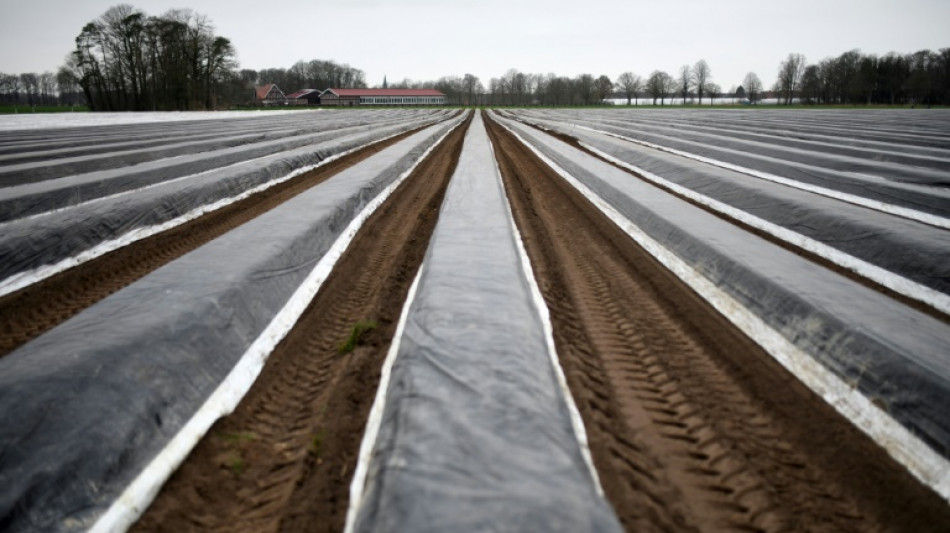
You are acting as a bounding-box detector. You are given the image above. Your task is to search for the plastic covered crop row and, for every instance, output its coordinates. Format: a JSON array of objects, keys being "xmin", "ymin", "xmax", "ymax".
[
  {"xmin": 347, "ymin": 113, "xmax": 622, "ymax": 533},
  {"xmin": 0, "ymin": 116, "xmax": 462, "ymax": 533}
]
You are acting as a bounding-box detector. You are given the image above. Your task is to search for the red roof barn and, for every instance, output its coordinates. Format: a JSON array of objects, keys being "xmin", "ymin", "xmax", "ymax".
[
  {"xmin": 319, "ymin": 88, "xmax": 445, "ymax": 106},
  {"xmin": 254, "ymin": 84, "xmax": 286, "ymax": 106},
  {"xmin": 285, "ymin": 89, "xmax": 321, "ymax": 106}
]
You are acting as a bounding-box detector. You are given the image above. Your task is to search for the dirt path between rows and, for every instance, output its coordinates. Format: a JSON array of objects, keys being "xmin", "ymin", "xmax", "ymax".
[
  {"xmin": 0, "ymin": 122, "xmax": 440, "ymax": 358},
  {"xmin": 484, "ymin": 111, "xmax": 950, "ymax": 532},
  {"xmin": 132, "ymin": 112, "xmax": 471, "ymax": 533}
]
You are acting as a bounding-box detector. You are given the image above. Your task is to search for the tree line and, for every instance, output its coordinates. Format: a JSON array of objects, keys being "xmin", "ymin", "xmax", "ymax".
[
  {"xmin": 381, "ymin": 63, "xmax": 735, "ymax": 107},
  {"xmin": 62, "ymin": 4, "xmax": 240, "ymax": 111},
  {"xmin": 775, "ymin": 49, "xmax": 950, "ymax": 106},
  {"xmin": 1, "ymin": 3, "xmax": 946, "ymax": 110}
]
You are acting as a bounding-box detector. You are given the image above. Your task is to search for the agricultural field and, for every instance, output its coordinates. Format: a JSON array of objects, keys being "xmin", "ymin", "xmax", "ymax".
[{"xmin": 0, "ymin": 107, "xmax": 948, "ymax": 533}]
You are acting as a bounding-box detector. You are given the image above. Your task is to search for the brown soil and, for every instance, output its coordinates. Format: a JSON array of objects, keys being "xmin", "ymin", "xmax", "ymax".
[
  {"xmin": 484, "ymin": 111, "xmax": 950, "ymax": 532},
  {"xmin": 0, "ymin": 124, "xmax": 434, "ymax": 358},
  {"xmin": 131, "ymin": 112, "xmax": 472, "ymax": 533}
]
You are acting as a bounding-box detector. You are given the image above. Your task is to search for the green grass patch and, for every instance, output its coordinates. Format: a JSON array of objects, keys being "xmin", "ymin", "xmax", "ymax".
[
  {"xmin": 219, "ymin": 431, "xmax": 257, "ymax": 443},
  {"xmin": 0, "ymin": 105, "xmax": 89, "ymax": 114},
  {"xmin": 338, "ymin": 320, "xmax": 378, "ymax": 354}
]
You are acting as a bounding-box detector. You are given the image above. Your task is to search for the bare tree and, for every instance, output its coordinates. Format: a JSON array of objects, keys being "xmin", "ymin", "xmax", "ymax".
[
  {"xmin": 705, "ymin": 82, "xmax": 721, "ymax": 105},
  {"xmin": 646, "ymin": 70, "xmax": 675, "ymax": 105},
  {"xmin": 742, "ymin": 72, "xmax": 762, "ymax": 103},
  {"xmin": 594, "ymin": 74, "xmax": 614, "ymax": 104},
  {"xmin": 68, "ymin": 5, "xmax": 237, "ymax": 111},
  {"xmin": 462, "ymin": 73, "xmax": 481, "ymax": 106},
  {"xmin": 547, "ymin": 74, "xmax": 568, "ymax": 106},
  {"xmin": 575, "ymin": 73, "xmax": 595, "ymax": 105},
  {"xmin": 777, "ymin": 53, "xmax": 807, "ymax": 104},
  {"xmin": 19, "ymin": 73, "xmax": 38, "ymax": 106},
  {"xmin": 679, "ymin": 64, "xmax": 692, "ymax": 103},
  {"xmin": 693, "ymin": 59, "xmax": 711, "ymax": 104},
  {"xmin": 0, "ymin": 73, "xmax": 19, "ymax": 104},
  {"xmin": 659, "ymin": 71, "xmax": 676, "ymax": 105},
  {"xmin": 615, "ymin": 71, "xmax": 642, "ymax": 105}
]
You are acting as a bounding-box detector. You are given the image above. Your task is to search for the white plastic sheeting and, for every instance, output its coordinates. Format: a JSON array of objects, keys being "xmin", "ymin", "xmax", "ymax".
[
  {"xmin": 501, "ymin": 110, "xmax": 950, "ymax": 298},
  {"xmin": 346, "ymin": 113, "xmax": 622, "ymax": 533},
  {"xmin": 0, "ymin": 111, "xmax": 451, "ymax": 290},
  {"xmin": 0, "ymin": 115, "xmax": 463, "ymax": 533},
  {"xmin": 509, "ymin": 108, "xmax": 950, "ymax": 218}
]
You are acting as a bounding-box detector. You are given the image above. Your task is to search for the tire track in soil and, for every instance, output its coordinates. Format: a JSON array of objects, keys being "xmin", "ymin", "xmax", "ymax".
[
  {"xmin": 0, "ymin": 122, "xmax": 442, "ymax": 358},
  {"xmin": 131, "ymin": 112, "xmax": 472, "ymax": 533},
  {"xmin": 484, "ymin": 112, "xmax": 950, "ymax": 533}
]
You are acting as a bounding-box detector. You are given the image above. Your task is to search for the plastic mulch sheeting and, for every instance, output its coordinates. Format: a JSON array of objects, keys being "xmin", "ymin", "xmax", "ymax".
[
  {"xmin": 0, "ymin": 117, "xmax": 460, "ymax": 533},
  {"xmin": 504, "ymin": 112, "xmax": 950, "ymax": 295},
  {"xmin": 495, "ymin": 112, "xmax": 950, "ymax": 464},
  {"xmin": 0, "ymin": 113, "xmax": 448, "ymax": 285},
  {"xmin": 510, "ymin": 108, "xmax": 950, "ymax": 218},
  {"xmin": 348, "ymin": 113, "xmax": 623, "ymax": 533},
  {"xmin": 0, "ymin": 110, "xmax": 444, "ymax": 187}
]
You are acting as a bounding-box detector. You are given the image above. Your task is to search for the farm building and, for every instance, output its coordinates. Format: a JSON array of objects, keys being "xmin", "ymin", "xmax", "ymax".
[
  {"xmin": 285, "ymin": 89, "xmax": 321, "ymax": 106},
  {"xmin": 319, "ymin": 88, "xmax": 446, "ymax": 106},
  {"xmin": 255, "ymin": 84, "xmax": 286, "ymax": 106}
]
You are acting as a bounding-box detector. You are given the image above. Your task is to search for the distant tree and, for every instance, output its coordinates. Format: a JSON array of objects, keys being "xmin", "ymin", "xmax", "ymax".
[
  {"xmin": 575, "ymin": 73, "xmax": 595, "ymax": 105},
  {"xmin": 938, "ymin": 48, "xmax": 950, "ymax": 105},
  {"xmin": 615, "ymin": 71, "xmax": 643, "ymax": 105},
  {"xmin": 705, "ymin": 82, "xmax": 721, "ymax": 104},
  {"xmin": 799, "ymin": 65, "xmax": 822, "ymax": 104},
  {"xmin": 56, "ymin": 66, "xmax": 85, "ymax": 106},
  {"xmin": 905, "ymin": 49, "xmax": 939, "ymax": 105},
  {"xmin": 659, "ymin": 71, "xmax": 676, "ymax": 105},
  {"xmin": 462, "ymin": 73, "xmax": 481, "ymax": 106},
  {"xmin": 66, "ymin": 5, "xmax": 238, "ymax": 110},
  {"xmin": 546, "ymin": 74, "xmax": 569, "ymax": 105},
  {"xmin": 646, "ymin": 71, "xmax": 663, "ymax": 105},
  {"xmin": 19, "ymin": 73, "xmax": 38, "ymax": 106},
  {"xmin": 38, "ymin": 72, "xmax": 57, "ymax": 105},
  {"xmin": 0, "ymin": 73, "xmax": 19, "ymax": 104},
  {"xmin": 434, "ymin": 75, "xmax": 462, "ymax": 105},
  {"xmin": 693, "ymin": 59, "xmax": 712, "ymax": 104},
  {"xmin": 777, "ymin": 53, "xmax": 807, "ymax": 104},
  {"xmin": 742, "ymin": 72, "xmax": 762, "ymax": 103},
  {"xmin": 500, "ymin": 69, "xmax": 527, "ymax": 105},
  {"xmin": 646, "ymin": 70, "xmax": 675, "ymax": 105},
  {"xmin": 678, "ymin": 64, "xmax": 692, "ymax": 103},
  {"xmin": 594, "ymin": 74, "xmax": 614, "ymax": 103}
]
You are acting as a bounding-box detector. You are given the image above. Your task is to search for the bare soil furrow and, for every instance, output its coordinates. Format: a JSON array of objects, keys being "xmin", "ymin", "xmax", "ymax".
[
  {"xmin": 0, "ymin": 124, "xmax": 432, "ymax": 358},
  {"xmin": 484, "ymin": 111, "xmax": 950, "ymax": 533},
  {"xmin": 132, "ymin": 113, "xmax": 471, "ymax": 533}
]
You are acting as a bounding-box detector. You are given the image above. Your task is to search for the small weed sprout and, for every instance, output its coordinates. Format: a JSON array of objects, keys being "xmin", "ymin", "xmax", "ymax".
[
  {"xmin": 338, "ymin": 320, "xmax": 378, "ymax": 354},
  {"xmin": 228, "ymin": 456, "xmax": 246, "ymax": 475},
  {"xmin": 309, "ymin": 429, "xmax": 329, "ymax": 458},
  {"xmin": 220, "ymin": 431, "xmax": 257, "ymax": 443}
]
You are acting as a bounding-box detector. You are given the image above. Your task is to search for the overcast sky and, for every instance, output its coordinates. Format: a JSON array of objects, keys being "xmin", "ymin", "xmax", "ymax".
[{"xmin": 2, "ymin": 0, "xmax": 947, "ymax": 90}]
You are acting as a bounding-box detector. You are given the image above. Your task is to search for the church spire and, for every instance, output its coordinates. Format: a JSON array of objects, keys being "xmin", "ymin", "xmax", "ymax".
[{"xmin": 382, "ymin": 75, "xmax": 388, "ymax": 89}]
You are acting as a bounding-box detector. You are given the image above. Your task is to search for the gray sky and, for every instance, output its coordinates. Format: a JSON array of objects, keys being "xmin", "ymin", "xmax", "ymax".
[{"xmin": 2, "ymin": 0, "xmax": 947, "ymax": 90}]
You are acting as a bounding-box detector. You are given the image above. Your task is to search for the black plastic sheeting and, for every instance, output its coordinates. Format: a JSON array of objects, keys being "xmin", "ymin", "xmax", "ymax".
[
  {"xmin": 0, "ymin": 116, "xmax": 461, "ymax": 533},
  {"xmin": 349, "ymin": 113, "xmax": 622, "ymax": 533},
  {"xmin": 0, "ymin": 114, "xmax": 447, "ymax": 284},
  {"xmin": 502, "ymin": 112, "xmax": 950, "ymax": 295},
  {"xmin": 509, "ymin": 109, "xmax": 950, "ymax": 218},
  {"xmin": 494, "ymin": 112, "xmax": 950, "ymax": 461}
]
